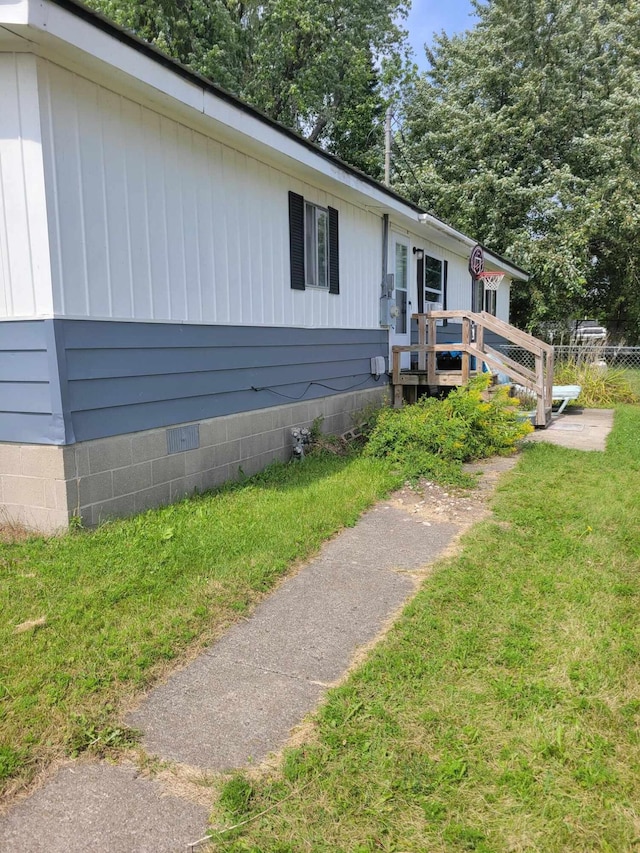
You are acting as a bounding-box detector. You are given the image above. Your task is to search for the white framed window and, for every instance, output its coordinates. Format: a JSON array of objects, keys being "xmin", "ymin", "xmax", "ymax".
[
  {"xmin": 288, "ymin": 191, "xmax": 339, "ymax": 294},
  {"xmin": 424, "ymin": 254, "xmax": 443, "ymax": 305},
  {"xmin": 305, "ymin": 202, "xmax": 329, "ymax": 289},
  {"xmin": 394, "ymin": 241, "xmax": 409, "ymax": 334},
  {"xmin": 485, "ymin": 289, "xmax": 497, "ymax": 316}
]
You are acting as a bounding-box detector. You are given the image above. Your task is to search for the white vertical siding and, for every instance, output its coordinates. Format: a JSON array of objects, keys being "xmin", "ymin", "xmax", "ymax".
[
  {"xmin": 496, "ymin": 282, "xmax": 511, "ymax": 322},
  {"xmin": 37, "ymin": 60, "xmax": 383, "ymax": 329},
  {"xmin": 0, "ymin": 53, "xmax": 53, "ymax": 319},
  {"xmin": 442, "ymin": 252, "xmax": 472, "ymax": 313},
  {"xmin": 122, "ymin": 98, "xmax": 153, "ymax": 318}
]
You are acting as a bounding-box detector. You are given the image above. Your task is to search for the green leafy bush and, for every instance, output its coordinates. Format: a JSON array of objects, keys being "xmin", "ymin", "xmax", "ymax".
[{"xmin": 364, "ymin": 375, "xmax": 532, "ymax": 484}]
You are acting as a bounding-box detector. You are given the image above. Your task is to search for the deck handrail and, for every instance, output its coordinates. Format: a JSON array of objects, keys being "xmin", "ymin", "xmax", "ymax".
[{"xmin": 391, "ymin": 310, "xmax": 554, "ymax": 427}]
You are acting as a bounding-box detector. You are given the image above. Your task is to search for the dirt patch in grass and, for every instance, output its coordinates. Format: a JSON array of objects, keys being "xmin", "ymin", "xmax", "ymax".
[
  {"xmin": 390, "ymin": 455, "xmax": 518, "ymax": 527},
  {"xmin": 0, "ymin": 520, "xmax": 36, "ymax": 544}
]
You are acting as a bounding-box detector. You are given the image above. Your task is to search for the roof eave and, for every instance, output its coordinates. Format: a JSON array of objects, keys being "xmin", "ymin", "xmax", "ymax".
[{"xmin": 2, "ymin": 0, "xmax": 530, "ymax": 278}]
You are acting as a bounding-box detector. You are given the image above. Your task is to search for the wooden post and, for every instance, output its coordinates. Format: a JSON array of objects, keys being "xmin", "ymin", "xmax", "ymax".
[
  {"xmin": 392, "ymin": 347, "xmax": 400, "ymax": 383},
  {"xmin": 535, "ymin": 353, "xmax": 545, "ymax": 426},
  {"xmin": 545, "ymin": 348, "xmax": 554, "ymax": 421},
  {"xmin": 476, "ymin": 321, "xmax": 484, "ymax": 373},
  {"xmin": 461, "ymin": 316, "xmax": 470, "ymax": 383},
  {"xmin": 392, "ymin": 348, "xmax": 403, "ymax": 408},
  {"xmin": 427, "ymin": 316, "xmax": 437, "ymax": 384},
  {"xmin": 418, "ymin": 314, "xmax": 427, "ymax": 372}
]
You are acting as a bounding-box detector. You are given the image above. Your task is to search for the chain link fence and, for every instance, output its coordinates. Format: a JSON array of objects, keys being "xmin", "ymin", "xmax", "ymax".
[
  {"xmin": 495, "ymin": 344, "xmax": 640, "ymax": 372},
  {"xmin": 553, "ymin": 345, "xmax": 640, "ymax": 370}
]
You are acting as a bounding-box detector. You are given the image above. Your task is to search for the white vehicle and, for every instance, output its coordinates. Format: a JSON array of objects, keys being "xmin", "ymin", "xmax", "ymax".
[{"xmin": 575, "ymin": 321, "xmax": 607, "ymax": 341}]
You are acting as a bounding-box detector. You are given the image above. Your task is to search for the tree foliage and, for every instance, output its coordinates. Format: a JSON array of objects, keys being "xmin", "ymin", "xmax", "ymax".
[
  {"xmin": 88, "ymin": 0, "xmax": 412, "ymax": 178},
  {"xmin": 401, "ymin": 0, "xmax": 640, "ymax": 341}
]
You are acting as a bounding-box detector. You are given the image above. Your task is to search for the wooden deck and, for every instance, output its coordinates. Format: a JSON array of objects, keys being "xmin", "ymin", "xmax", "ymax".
[{"xmin": 392, "ymin": 311, "xmax": 554, "ymax": 428}]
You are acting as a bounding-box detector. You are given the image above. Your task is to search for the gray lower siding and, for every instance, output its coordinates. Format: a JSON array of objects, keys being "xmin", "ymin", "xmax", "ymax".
[
  {"xmin": 0, "ymin": 386, "xmax": 388, "ymax": 532},
  {"xmin": 0, "ymin": 319, "xmax": 389, "ymax": 445},
  {"xmin": 0, "ymin": 319, "xmax": 68, "ymax": 444}
]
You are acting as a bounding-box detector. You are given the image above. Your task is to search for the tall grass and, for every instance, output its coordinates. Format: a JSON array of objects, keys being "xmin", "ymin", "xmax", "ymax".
[
  {"xmin": 554, "ymin": 359, "xmax": 638, "ymax": 407},
  {"xmin": 622, "ymin": 368, "xmax": 640, "ymax": 398}
]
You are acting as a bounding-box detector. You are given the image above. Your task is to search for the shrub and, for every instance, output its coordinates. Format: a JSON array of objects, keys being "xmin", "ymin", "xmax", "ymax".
[
  {"xmin": 554, "ymin": 360, "xmax": 638, "ymax": 407},
  {"xmin": 364, "ymin": 375, "xmax": 532, "ymax": 484}
]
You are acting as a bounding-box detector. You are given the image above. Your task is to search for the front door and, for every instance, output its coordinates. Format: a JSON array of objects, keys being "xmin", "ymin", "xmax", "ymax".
[{"xmin": 390, "ymin": 235, "xmax": 411, "ymax": 369}]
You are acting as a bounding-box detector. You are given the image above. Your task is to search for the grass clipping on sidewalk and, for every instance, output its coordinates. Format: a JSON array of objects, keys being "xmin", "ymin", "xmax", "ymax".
[{"xmin": 211, "ymin": 406, "xmax": 640, "ymax": 853}]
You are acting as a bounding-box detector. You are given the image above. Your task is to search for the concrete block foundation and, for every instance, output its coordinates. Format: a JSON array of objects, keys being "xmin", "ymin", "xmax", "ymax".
[{"xmin": 0, "ymin": 388, "xmax": 387, "ymax": 534}]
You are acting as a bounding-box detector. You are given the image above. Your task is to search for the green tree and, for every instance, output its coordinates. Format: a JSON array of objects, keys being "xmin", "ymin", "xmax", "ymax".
[
  {"xmin": 401, "ymin": 0, "xmax": 640, "ymax": 342},
  {"xmin": 90, "ymin": 0, "xmax": 254, "ymax": 92},
  {"xmin": 244, "ymin": 0, "xmax": 412, "ymax": 175}
]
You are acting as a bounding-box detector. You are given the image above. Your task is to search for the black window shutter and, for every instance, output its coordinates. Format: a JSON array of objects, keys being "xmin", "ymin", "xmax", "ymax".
[
  {"xmin": 328, "ymin": 206, "xmax": 340, "ymax": 294},
  {"xmin": 443, "ymin": 259, "xmax": 448, "ymax": 326},
  {"xmin": 288, "ymin": 191, "xmax": 305, "ymax": 290},
  {"xmin": 417, "ymin": 256, "xmax": 424, "ymax": 313}
]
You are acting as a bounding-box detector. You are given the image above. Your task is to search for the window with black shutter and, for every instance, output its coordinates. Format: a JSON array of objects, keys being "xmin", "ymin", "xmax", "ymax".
[{"xmin": 288, "ymin": 191, "xmax": 339, "ymax": 293}]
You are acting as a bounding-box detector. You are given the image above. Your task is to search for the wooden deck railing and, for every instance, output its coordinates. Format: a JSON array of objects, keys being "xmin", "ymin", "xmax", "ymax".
[{"xmin": 391, "ymin": 311, "xmax": 554, "ymax": 427}]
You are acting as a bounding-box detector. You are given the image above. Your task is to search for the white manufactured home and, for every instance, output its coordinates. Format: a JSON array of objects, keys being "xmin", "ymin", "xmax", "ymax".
[{"xmin": 0, "ymin": 0, "xmax": 529, "ymax": 532}]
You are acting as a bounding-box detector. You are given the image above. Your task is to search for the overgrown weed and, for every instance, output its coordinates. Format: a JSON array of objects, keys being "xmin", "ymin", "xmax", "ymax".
[
  {"xmin": 0, "ymin": 512, "xmax": 35, "ymax": 544},
  {"xmin": 364, "ymin": 374, "xmax": 532, "ymax": 485},
  {"xmin": 554, "ymin": 359, "xmax": 638, "ymax": 407}
]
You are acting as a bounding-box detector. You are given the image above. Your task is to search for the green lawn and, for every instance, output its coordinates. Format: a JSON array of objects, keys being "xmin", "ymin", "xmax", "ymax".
[
  {"xmin": 209, "ymin": 406, "xmax": 640, "ymax": 852},
  {"xmin": 0, "ymin": 453, "xmax": 400, "ymax": 796}
]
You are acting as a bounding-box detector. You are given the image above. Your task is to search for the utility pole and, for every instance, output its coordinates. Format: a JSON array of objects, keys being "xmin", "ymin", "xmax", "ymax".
[{"xmin": 384, "ymin": 106, "xmax": 392, "ymax": 186}]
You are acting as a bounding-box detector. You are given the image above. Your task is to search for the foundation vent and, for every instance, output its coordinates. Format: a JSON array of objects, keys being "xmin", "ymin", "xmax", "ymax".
[{"xmin": 167, "ymin": 424, "xmax": 200, "ymax": 454}]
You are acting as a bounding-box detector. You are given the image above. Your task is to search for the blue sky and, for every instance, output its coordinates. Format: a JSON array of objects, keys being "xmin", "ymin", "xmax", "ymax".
[{"xmin": 406, "ymin": 0, "xmax": 477, "ymax": 69}]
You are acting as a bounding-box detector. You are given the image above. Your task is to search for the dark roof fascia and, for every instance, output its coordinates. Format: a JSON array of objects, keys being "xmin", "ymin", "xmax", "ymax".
[{"xmin": 45, "ymin": 0, "xmax": 531, "ymax": 281}]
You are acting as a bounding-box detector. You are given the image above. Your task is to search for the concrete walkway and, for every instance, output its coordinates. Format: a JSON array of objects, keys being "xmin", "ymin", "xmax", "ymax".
[
  {"xmin": 527, "ymin": 407, "xmax": 614, "ymax": 451},
  {"xmin": 127, "ymin": 505, "xmax": 457, "ymax": 772},
  {"xmin": 0, "ymin": 413, "xmax": 614, "ymax": 853},
  {"xmin": 0, "ymin": 491, "xmax": 475, "ymax": 853}
]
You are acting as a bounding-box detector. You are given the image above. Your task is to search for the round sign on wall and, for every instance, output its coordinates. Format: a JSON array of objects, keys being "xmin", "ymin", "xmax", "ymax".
[{"xmin": 468, "ymin": 244, "xmax": 484, "ymax": 278}]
